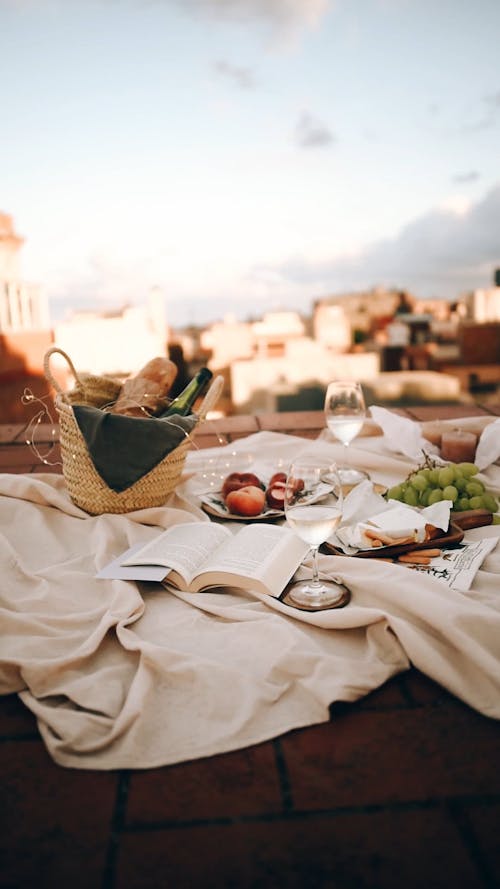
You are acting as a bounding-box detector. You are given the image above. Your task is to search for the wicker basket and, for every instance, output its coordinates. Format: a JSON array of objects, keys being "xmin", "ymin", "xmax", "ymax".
[{"xmin": 44, "ymin": 347, "xmax": 222, "ymax": 515}]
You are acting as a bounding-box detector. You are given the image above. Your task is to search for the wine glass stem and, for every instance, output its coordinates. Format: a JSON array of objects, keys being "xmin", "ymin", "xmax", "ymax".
[
  {"xmin": 343, "ymin": 442, "xmax": 349, "ymax": 469},
  {"xmin": 311, "ymin": 546, "xmax": 321, "ymax": 587}
]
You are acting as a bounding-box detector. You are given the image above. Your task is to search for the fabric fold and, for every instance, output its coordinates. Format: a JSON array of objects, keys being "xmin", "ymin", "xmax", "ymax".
[{"xmin": 1, "ymin": 429, "xmax": 499, "ymax": 771}]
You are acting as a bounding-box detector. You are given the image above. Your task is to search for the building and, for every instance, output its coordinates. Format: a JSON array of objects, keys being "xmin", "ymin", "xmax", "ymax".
[
  {"xmin": 0, "ymin": 212, "xmax": 49, "ymax": 332},
  {"xmin": 53, "ymin": 289, "xmax": 169, "ymax": 376},
  {"xmin": 0, "ymin": 213, "xmax": 53, "ymax": 423},
  {"xmin": 466, "ymin": 286, "xmax": 500, "ymax": 322}
]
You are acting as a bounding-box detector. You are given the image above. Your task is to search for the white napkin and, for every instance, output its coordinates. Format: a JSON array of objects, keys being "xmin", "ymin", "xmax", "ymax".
[
  {"xmin": 334, "ymin": 483, "xmax": 451, "ymax": 552},
  {"xmin": 369, "ymin": 405, "xmax": 438, "ymax": 461},
  {"xmin": 475, "ymin": 418, "xmax": 500, "ymax": 471},
  {"xmin": 341, "ymin": 479, "xmax": 389, "ymax": 526}
]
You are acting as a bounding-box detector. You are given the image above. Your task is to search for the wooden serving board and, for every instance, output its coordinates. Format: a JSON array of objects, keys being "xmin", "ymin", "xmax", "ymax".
[{"xmin": 324, "ymin": 522, "xmax": 464, "ymax": 560}]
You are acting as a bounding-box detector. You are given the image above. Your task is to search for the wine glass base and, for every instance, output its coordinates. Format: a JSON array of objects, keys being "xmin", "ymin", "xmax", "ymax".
[
  {"xmin": 283, "ymin": 579, "xmax": 351, "ymax": 611},
  {"xmin": 337, "ymin": 467, "xmax": 369, "ymax": 487}
]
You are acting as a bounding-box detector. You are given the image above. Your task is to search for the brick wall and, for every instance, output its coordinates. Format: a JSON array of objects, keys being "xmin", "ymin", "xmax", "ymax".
[{"xmin": 0, "ymin": 330, "xmax": 55, "ymax": 423}]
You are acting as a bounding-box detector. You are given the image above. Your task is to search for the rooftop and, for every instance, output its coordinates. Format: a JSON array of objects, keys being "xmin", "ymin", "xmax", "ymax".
[{"xmin": 1, "ymin": 402, "xmax": 500, "ymax": 889}]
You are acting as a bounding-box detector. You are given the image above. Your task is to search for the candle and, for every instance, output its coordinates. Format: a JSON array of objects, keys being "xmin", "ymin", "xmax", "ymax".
[{"xmin": 440, "ymin": 430, "xmax": 477, "ymax": 463}]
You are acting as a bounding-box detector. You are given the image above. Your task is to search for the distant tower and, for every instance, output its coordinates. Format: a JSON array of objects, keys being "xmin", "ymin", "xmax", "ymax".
[
  {"xmin": 0, "ymin": 212, "xmax": 24, "ymax": 279},
  {"xmin": 0, "ymin": 213, "xmax": 49, "ymax": 331}
]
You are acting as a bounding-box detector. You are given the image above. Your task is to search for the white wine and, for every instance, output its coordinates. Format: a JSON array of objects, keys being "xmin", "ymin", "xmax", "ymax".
[
  {"xmin": 327, "ymin": 416, "xmax": 364, "ymax": 446},
  {"xmin": 286, "ymin": 505, "xmax": 341, "ymax": 547}
]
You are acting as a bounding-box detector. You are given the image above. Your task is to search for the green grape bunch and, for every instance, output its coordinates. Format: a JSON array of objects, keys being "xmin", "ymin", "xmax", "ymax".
[{"xmin": 385, "ymin": 455, "xmax": 499, "ymax": 518}]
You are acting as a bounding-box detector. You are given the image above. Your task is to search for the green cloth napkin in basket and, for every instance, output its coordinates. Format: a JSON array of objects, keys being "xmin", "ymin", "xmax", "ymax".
[{"xmin": 72, "ymin": 405, "xmax": 197, "ymax": 492}]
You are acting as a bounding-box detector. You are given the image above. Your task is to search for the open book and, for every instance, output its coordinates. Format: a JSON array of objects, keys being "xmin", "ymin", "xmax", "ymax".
[{"xmin": 98, "ymin": 521, "xmax": 310, "ymax": 598}]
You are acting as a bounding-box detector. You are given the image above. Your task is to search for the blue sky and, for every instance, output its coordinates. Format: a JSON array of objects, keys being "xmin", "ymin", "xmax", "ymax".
[{"xmin": 2, "ymin": 0, "xmax": 500, "ymax": 327}]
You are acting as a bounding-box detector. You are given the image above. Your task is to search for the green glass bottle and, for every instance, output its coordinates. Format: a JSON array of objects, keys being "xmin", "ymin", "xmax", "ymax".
[{"xmin": 160, "ymin": 367, "xmax": 213, "ymax": 417}]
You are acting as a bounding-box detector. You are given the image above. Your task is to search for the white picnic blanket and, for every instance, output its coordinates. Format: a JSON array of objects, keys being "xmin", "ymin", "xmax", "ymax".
[{"xmin": 1, "ymin": 427, "xmax": 499, "ymax": 770}]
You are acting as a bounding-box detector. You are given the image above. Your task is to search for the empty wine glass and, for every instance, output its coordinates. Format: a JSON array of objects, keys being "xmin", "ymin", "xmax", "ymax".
[
  {"xmin": 324, "ymin": 380, "xmax": 369, "ymax": 487},
  {"xmin": 284, "ymin": 457, "xmax": 348, "ymax": 609}
]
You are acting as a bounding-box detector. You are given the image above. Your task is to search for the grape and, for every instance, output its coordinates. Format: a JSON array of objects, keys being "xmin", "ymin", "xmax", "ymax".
[
  {"xmin": 429, "ymin": 468, "xmax": 441, "ymax": 485},
  {"xmin": 438, "ymin": 467, "xmax": 455, "ymax": 488},
  {"xmin": 410, "ymin": 473, "xmax": 428, "ymax": 492},
  {"xmin": 457, "ymin": 462, "xmax": 478, "ymax": 477},
  {"xmin": 469, "ymin": 496, "xmax": 484, "ymax": 509},
  {"xmin": 442, "ymin": 485, "xmax": 458, "ymax": 503},
  {"xmin": 387, "ymin": 485, "xmax": 404, "ymax": 501},
  {"xmin": 419, "ymin": 489, "xmax": 431, "ymax": 507},
  {"xmin": 482, "ymin": 493, "xmax": 499, "ymax": 512},
  {"xmin": 493, "ymin": 515, "xmax": 500, "ymax": 525},
  {"xmin": 454, "ymin": 476, "xmax": 467, "ymax": 492},
  {"xmin": 428, "ymin": 488, "xmax": 444, "ymax": 504},
  {"xmin": 465, "ymin": 481, "xmax": 485, "ymax": 497},
  {"xmin": 403, "ymin": 487, "xmax": 418, "ymax": 506},
  {"xmin": 455, "ymin": 496, "xmax": 471, "ymax": 511}
]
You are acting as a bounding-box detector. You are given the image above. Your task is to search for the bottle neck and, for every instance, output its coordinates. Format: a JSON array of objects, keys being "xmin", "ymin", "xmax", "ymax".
[{"xmin": 160, "ymin": 368, "xmax": 212, "ymax": 417}]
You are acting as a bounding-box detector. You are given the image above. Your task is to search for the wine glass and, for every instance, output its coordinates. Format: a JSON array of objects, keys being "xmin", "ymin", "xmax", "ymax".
[
  {"xmin": 324, "ymin": 380, "xmax": 369, "ymax": 487},
  {"xmin": 284, "ymin": 457, "xmax": 348, "ymax": 609}
]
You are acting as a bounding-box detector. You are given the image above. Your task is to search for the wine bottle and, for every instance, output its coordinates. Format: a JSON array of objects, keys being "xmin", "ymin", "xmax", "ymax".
[{"xmin": 159, "ymin": 367, "xmax": 213, "ymax": 417}]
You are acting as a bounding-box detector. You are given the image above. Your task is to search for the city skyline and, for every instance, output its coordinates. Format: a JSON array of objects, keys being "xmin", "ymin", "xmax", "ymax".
[{"xmin": 2, "ymin": 0, "xmax": 500, "ymax": 328}]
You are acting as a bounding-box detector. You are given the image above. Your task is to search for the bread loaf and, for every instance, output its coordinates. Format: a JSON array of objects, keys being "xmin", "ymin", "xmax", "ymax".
[{"xmin": 112, "ymin": 357, "xmax": 178, "ymax": 417}]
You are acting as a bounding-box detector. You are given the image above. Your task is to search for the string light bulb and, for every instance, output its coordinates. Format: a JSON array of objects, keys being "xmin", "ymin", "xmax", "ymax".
[{"xmin": 21, "ymin": 388, "xmax": 62, "ymax": 467}]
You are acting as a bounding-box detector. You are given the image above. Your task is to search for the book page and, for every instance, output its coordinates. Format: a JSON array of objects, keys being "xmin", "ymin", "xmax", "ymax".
[
  {"xmin": 97, "ymin": 543, "xmax": 168, "ymax": 581},
  {"xmin": 121, "ymin": 522, "xmax": 231, "ymax": 583},
  {"xmin": 191, "ymin": 523, "xmax": 309, "ymax": 597}
]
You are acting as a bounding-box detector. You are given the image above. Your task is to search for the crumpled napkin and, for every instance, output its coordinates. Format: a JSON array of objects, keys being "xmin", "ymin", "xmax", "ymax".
[
  {"xmin": 475, "ymin": 418, "xmax": 500, "ymax": 471},
  {"xmin": 369, "ymin": 405, "xmax": 438, "ymax": 461},
  {"xmin": 370, "ymin": 406, "xmax": 500, "ymax": 470},
  {"xmin": 333, "ymin": 480, "xmax": 451, "ymax": 552}
]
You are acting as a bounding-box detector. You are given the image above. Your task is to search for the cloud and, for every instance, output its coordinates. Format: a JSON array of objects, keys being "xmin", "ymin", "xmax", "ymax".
[
  {"xmin": 173, "ymin": 0, "xmax": 329, "ymax": 38},
  {"xmin": 294, "ymin": 111, "xmax": 335, "ymax": 148},
  {"xmin": 484, "ymin": 90, "xmax": 500, "ymax": 109},
  {"xmin": 459, "ymin": 88, "xmax": 500, "ymax": 133},
  {"xmin": 452, "ymin": 171, "xmax": 480, "ymax": 184},
  {"xmin": 270, "ymin": 183, "xmax": 500, "ymax": 298},
  {"xmin": 213, "ymin": 59, "xmax": 256, "ymax": 89}
]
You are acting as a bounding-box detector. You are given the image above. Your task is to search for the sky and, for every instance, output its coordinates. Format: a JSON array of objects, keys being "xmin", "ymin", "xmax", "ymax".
[{"xmin": 2, "ymin": 0, "xmax": 500, "ymax": 328}]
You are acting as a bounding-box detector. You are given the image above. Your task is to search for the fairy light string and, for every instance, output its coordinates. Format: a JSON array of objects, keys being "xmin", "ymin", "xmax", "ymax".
[
  {"xmin": 21, "ymin": 377, "xmax": 228, "ymax": 471},
  {"xmin": 21, "ymin": 388, "xmax": 62, "ymax": 467}
]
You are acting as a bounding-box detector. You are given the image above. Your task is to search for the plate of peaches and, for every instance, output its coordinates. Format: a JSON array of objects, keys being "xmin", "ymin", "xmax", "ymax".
[{"xmin": 200, "ymin": 471, "xmax": 298, "ymax": 522}]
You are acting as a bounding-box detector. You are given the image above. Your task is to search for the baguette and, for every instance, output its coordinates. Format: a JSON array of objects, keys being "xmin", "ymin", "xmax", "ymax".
[
  {"xmin": 398, "ymin": 553, "xmax": 432, "ymax": 564},
  {"xmin": 112, "ymin": 357, "xmax": 178, "ymax": 417},
  {"xmin": 365, "ymin": 528, "xmax": 417, "ymax": 547},
  {"xmin": 402, "ymin": 548, "xmax": 442, "ymax": 559}
]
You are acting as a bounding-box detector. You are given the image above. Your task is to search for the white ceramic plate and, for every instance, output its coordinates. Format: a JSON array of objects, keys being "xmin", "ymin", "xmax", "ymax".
[{"xmin": 200, "ymin": 491, "xmax": 284, "ymax": 522}]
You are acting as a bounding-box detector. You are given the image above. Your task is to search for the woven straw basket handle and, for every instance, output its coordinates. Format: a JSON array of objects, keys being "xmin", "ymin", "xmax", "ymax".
[{"xmin": 44, "ymin": 347, "xmax": 83, "ymax": 403}]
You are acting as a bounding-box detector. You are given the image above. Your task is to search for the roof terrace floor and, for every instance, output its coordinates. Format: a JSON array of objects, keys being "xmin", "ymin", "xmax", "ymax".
[{"xmin": 1, "ymin": 401, "xmax": 499, "ymax": 889}]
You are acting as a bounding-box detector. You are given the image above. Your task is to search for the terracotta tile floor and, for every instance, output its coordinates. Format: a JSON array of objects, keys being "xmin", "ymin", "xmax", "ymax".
[{"xmin": 1, "ymin": 404, "xmax": 500, "ymax": 889}]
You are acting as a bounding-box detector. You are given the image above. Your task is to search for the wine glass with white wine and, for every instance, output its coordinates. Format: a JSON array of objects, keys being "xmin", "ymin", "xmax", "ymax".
[
  {"xmin": 283, "ymin": 457, "xmax": 349, "ymax": 610},
  {"xmin": 324, "ymin": 380, "xmax": 369, "ymax": 487}
]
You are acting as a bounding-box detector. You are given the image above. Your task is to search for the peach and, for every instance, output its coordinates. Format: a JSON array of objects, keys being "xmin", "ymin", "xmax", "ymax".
[
  {"xmin": 268, "ymin": 471, "xmax": 287, "ymax": 487},
  {"xmin": 266, "ymin": 482, "xmax": 286, "ymax": 510},
  {"xmin": 289, "ymin": 477, "xmax": 305, "ymax": 495},
  {"xmin": 221, "ymin": 472, "xmax": 263, "ymax": 498},
  {"xmin": 224, "ymin": 485, "xmax": 266, "ymax": 517}
]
